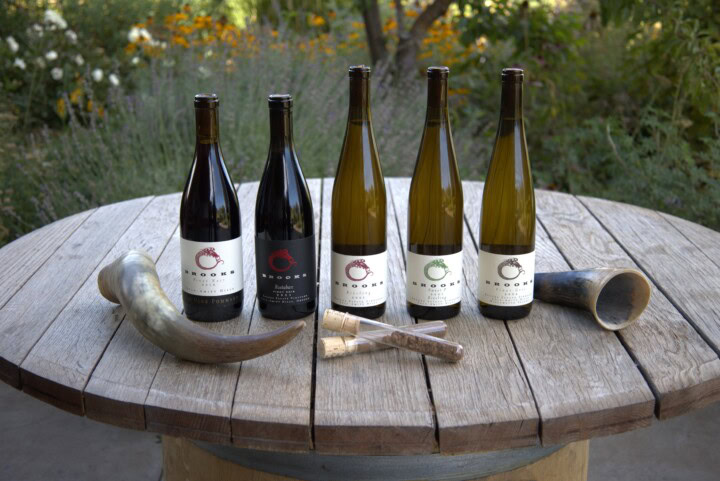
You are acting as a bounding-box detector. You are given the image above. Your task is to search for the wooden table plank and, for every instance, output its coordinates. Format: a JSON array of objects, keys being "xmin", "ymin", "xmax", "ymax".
[
  {"xmin": 230, "ymin": 179, "xmax": 322, "ymax": 452},
  {"xmin": 143, "ymin": 183, "xmax": 259, "ymax": 444},
  {"xmin": 0, "ymin": 197, "xmax": 151, "ymax": 389},
  {"xmin": 313, "ymin": 178, "xmax": 436, "ymax": 455},
  {"xmin": 464, "ymin": 182, "xmax": 655, "ymax": 446},
  {"xmin": 580, "ymin": 196, "xmax": 720, "ymax": 356},
  {"xmin": 0, "ymin": 210, "xmax": 94, "ymax": 312},
  {"xmin": 536, "ymin": 190, "xmax": 720, "ymax": 419},
  {"xmin": 658, "ymin": 211, "xmax": 720, "ymax": 270},
  {"xmin": 19, "ymin": 193, "xmax": 181, "ymax": 415},
  {"xmin": 388, "ymin": 178, "xmax": 539, "ymax": 453}
]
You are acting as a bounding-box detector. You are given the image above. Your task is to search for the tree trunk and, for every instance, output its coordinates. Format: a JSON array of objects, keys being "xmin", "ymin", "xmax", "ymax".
[
  {"xmin": 360, "ymin": 0, "xmax": 388, "ymax": 65},
  {"xmin": 394, "ymin": 0, "xmax": 453, "ymax": 75}
]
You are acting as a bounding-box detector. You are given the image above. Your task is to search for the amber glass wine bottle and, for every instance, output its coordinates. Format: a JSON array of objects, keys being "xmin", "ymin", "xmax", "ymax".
[
  {"xmin": 331, "ymin": 65, "xmax": 387, "ymax": 319},
  {"xmin": 255, "ymin": 94, "xmax": 317, "ymax": 320},
  {"xmin": 406, "ymin": 66, "xmax": 463, "ymax": 320},
  {"xmin": 180, "ymin": 94, "xmax": 243, "ymax": 322},
  {"xmin": 478, "ymin": 68, "xmax": 536, "ymax": 320}
]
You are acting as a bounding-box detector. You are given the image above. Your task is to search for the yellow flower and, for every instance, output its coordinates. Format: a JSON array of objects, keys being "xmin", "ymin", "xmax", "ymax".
[
  {"xmin": 405, "ymin": 9, "xmax": 419, "ymax": 18},
  {"xmin": 449, "ymin": 88, "xmax": 471, "ymax": 96},
  {"xmin": 69, "ymin": 87, "xmax": 83, "ymax": 104},
  {"xmin": 172, "ymin": 35, "xmax": 190, "ymax": 48},
  {"xmin": 348, "ymin": 32, "xmax": 360, "ymax": 40},
  {"xmin": 56, "ymin": 98, "xmax": 66, "ymax": 118},
  {"xmin": 193, "ymin": 16, "xmax": 212, "ymax": 29},
  {"xmin": 309, "ymin": 14, "xmax": 326, "ymax": 27},
  {"xmin": 97, "ymin": 106, "xmax": 105, "ymax": 118},
  {"xmin": 124, "ymin": 43, "xmax": 137, "ymax": 54},
  {"xmin": 383, "ymin": 19, "xmax": 397, "ymax": 33},
  {"xmin": 351, "ymin": 21, "xmax": 364, "ymax": 29},
  {"xmin": 270, "ymin": 29, "xmax": 279, "ymax": 38},
  {"xmin": 86, "ymin": 100, "xmax": 93, "ymax": 112},
  {"xmin": 178, "ymin": 25, "xmax": 193, "ymax": 35},
  {"xmin": 182, "ymin": 4, "xmax": 191, "ymax": 13}
]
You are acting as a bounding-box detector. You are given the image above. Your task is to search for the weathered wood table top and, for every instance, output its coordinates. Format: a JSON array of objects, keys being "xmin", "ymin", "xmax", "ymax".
[{"xmin": 2, "ymin": 178, "xmax": 720, "ymax": 456}]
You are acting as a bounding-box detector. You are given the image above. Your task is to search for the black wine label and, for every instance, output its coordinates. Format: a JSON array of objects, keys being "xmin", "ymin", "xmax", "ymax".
[{"xmin": 255, "ymin": 235, "xmax": 317, "ymax": 307}]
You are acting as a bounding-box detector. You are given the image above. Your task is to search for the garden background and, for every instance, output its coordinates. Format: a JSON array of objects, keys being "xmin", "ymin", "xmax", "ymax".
[{"xmin": 1, "ymin": 0, "xmax": 719, "ymax": 247}]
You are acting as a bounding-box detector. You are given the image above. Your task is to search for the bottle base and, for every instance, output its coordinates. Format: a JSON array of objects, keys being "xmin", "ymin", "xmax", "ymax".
[
  {"xmin": 331, "ymin": 301, "xmax": 385, "ymax": 319},
  {"xmin": 259, "ymin": 300, "xmax": 317, "ymax": 321},
  {"xmin": 183, "ymin": 291, "xmax": 244, "ymax": 322},
  {"xmin": 479, "ymin": 302, "xmax": 533, "ymax": 321},
  {"xmin": 407, "ymin": 302, "xmax": 461, "ymax": 320}
]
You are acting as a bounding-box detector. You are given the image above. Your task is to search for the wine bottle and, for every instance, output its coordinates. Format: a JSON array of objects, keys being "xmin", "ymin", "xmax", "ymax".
[
  {"xmin": 255, "ymin": 94, "xmax": 317, "ymax": 320},
  {"xmin": 406, "ymin": 66, "xmax": 463, "ymax": 320},
  {"xmin": 331, "ymin": 65, "xmax": 387, "ymax": 319},
  {"xmin": 477, "ymin": 68, "xmax": 536, "ymax": 320},
  {"xmin": 180, "ymin": 93, "xmax": 243, "ymax": 322}
]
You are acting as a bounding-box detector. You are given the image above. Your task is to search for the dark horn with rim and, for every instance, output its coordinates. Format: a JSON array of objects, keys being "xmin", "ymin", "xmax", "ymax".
[
  {"xmin": 97, "ymin": 250, "xmax": 305, "ymax": 363},
  {"xmin": 534, "ymin": 268, "xmax": 652, "ymax": 331}
]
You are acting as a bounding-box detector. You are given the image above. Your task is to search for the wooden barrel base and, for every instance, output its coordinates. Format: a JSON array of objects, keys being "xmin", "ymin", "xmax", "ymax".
[{"xmin": 162, "ymin": 437, "xmax": 588, "ymax": 481}]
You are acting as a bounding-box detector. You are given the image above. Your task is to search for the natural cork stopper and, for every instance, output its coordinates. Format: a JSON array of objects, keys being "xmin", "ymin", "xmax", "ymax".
[
  {"xmin": 318, "ymin": 336, "xmax": 357, "ymax": 359},
  {"xmin": 322, "ymin": 309, "xmax": 361, "ymax": 334}
]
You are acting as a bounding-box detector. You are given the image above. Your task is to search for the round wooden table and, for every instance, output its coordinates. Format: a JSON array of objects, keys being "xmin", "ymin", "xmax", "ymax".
[{"xmin": 1, "ymin": 178, "xmax": 720, "ymax": 481}]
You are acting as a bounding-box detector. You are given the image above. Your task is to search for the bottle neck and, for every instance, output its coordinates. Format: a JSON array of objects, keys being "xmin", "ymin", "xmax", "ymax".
[
  {"xmin": 348, "ymin": 77, "xmax": 371, "ymax": 122},
  {"xmin": 426, "ymin": 76, "xmax": 449, "ymax": 122},
  {"xmin": 499, "ymin": 81, "xmax": 523, "ymax": 120},
  {"xmin": 269, "ymin": 108, "xmax": 294, "ymax": 152},
  {"xmin": 195, "ymin": 107, "xmax": 219, "ymax": 144}
]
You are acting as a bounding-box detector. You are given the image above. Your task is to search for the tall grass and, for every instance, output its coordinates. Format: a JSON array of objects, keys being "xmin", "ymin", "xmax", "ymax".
[{"xmin": 3, "ymin": 43, "xmax": 484, "ymax": 242}]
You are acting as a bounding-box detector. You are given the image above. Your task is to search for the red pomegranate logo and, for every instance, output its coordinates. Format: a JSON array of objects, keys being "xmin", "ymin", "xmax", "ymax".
[
  {"xmin": 268, "ymin": 249, "xmax": 297, "ymax": 273},
  {"xmin": 195, "ymin": 247, "xmax": 224, "ymax": 270},
  {"xmin": 345, "ymin": 259, "xmax": 373, "ymax": 281}
]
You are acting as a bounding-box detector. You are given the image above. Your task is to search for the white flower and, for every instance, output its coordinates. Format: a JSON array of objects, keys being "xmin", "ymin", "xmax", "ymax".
[
  {"xmin": 108, "ymin": 73, "xmax": 120, "ymax": 87},
  {"xmin": 198, "ymin": 65, "xmax": 211, "ymax": 79},
  {"xmin": 30, "ymin": 24, "xmax": 44, "ymax": 37},
  {"xmin": 51, "ymin": 67, "xmax": 63, "ymax": 80},
  {"xmin": 65, "ymin": 30, "xmax": 77, "ymax": 43},
  {"xmin": 35, "ymin": 57, "xmax": 46, "ymax": 68},
  {"xmin": 128, "ymin": 27, "xmax": 153, "ymax": 43},
  {"xmin": 13, "ymin": 58, "xmax": 26, "ymax": 70},
  {"xmin": 131, "ymin": 56, "xmax": 140, "ymax": 65},
  {"xmin": 44, "ymin": 9, "xmax": 68, "ymax": 30},
  {"xmin": 45, "ymin": 50, "xmax": 58, "ymax": 61},
  {"xmin": 6, "ymin": 36, "xmax": 19, "ymax": 53},
  {"xmin": 73, "ymin": 54, "xmax": 84, "ymax": 66},
  {"xmin": 91, "ymin": 68, "xmax": 103, "ymax": 82}
]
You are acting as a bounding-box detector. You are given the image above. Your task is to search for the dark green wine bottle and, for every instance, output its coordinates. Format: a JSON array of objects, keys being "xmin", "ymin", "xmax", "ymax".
[
  {"xmin": 331, "ymin": 65, "xmax": 387, "ymax": 319},
  {"xmin": 406, "ymin": 66, "xmax": 463, "ymax": 320},
  {"xmin": 478, "ymin": 68, "xmax": 536, "ymax": 320}
]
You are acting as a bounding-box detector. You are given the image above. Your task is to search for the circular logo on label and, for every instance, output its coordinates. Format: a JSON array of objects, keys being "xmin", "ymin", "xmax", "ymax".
[
  {"xmin": 423, "ymin": 259, "xmax": 451, "ymax": 281},
  {"xmin": 195, "ymin": 247, "xmax": 224, "ymax": 270},
  {"xmin": 268, "ymin": 249, "xmax": 298, "ymax": 273},
  {"xmin": 345, "ymin": 259, "xmax": 373, "ymax": 281},
  {"xmin": 498, "ymin": 257, "xmax": 525, "ymax": 280}
]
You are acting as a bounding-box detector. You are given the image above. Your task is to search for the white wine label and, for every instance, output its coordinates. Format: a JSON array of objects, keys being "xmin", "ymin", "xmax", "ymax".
[
  {"xmin": 181, "ymin": 237, "xmax": 244, "ymax": 297},
  {"xmin": 406, "ymin": 251, "xmax": 463, "ymax": 307},
  {"xmin": 331, "ymin": 251, "xmax": 387, "ymax": 307},
  {"xmin": 477, "ymin": 250, "xmax": 535, "ymax": 306}
]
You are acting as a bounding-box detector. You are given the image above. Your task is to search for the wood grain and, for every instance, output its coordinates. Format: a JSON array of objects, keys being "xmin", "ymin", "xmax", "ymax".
[
  {"xmin": 581, "ymin": 196, "xmax": 720, "ymax": 356},
  {"xmin": 536, "ymin": 189, "xmax": 720, "ymax": 419},
  {"xmin": 0, "ymin": 210, "xmax": 93, "ymax": 311},
  {"xmin": 389, "ymin": 178, "xmax": 539, "ymax": 453},
  {"xmin": 0, "ymin": 197, "xmax": 151, "ymax": 389},
  {"xmin": 464, "ymin": 181, "xmax": 655, "ymax": 446},
  {"xmin": 19, "ymin": 194, "xmax": 180, "ymax": 415},
  {"xmin": 231, "ymin": 179, "xmax": 321, "ymax": 452},
  {"xmin": 313, "ymin": 178, "xmax": 436, "ymax": 455},
  {"xmin": 659, "ymin": 211, "xmax": 720, "ymax": 270},
  {"xmin": 143, "ymin": 183, "xmax": 258, "ymax": 444}
]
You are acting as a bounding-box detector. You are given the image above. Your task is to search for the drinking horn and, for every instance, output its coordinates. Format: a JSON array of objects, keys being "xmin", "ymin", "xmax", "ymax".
[
  {"xmin": 534, "ymin": 268, "xmax": 651, "ymax": 331},
  {"xmin": 97, "ymin": 250, "xmax": 305, "ymax": 363}
]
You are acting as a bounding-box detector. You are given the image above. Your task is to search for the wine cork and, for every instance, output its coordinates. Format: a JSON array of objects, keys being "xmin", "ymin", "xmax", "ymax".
[
  {"xmin": 322, "ymin": 309, "xmax": 361, "ymax": 334},
  {"xmin": 318, "ymin": 336, "xmax": 357, "ymax": 359}
]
